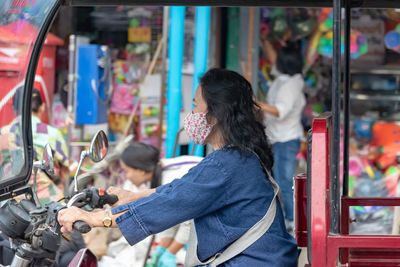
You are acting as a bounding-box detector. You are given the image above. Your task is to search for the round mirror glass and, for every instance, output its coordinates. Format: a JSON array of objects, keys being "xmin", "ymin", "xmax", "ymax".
[
  {"xmin": 89, "ymin": 130, "xmax": 108, "ymax": 162},
  {"xmin": 43, "ymin": 144, "xmax": 54, "ymax": 174}
]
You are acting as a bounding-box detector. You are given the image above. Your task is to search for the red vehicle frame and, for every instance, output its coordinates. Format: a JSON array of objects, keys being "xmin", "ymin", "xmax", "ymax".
[
  {"xmin": 6, "ymin": 0, "xmax": 400, "ymax": 266},
  {"xmin": 295, "ymin": 116, "xmax": 400, "ymax": 267}
]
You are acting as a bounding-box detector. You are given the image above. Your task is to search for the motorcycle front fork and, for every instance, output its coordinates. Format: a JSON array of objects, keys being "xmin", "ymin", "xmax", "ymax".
[{"xmin": 9, "ymin": 254, "xmax": 31, "ymax": 267}]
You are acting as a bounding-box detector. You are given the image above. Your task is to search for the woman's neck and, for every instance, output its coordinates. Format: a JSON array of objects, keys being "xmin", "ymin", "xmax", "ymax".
[{"xmin": 209, "ymin": 130, "xmax": 225, "ymax": 150}]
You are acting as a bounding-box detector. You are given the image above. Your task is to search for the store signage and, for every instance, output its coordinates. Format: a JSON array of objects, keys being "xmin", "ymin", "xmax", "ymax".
[{"xmin": 128, "ymin": 27, "xmax": 152, "ymax": 43}]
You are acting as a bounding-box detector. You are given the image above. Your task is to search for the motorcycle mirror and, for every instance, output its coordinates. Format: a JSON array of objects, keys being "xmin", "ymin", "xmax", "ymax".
[
  {"xmin": 73, "ymin": 131, "xmax": 108, "ymax": 193},
  {"xmin": 88, "ymin": 130, "xmax": 108, "ymax": 162},
  {"xmin": 42, "ymin": 144, "xmax": 55, "ymax": 174},
  {"xmin": 33, "ymin": 144, "xmax": 54, "ymax": 173},
  {"xmin": 32, "ymin": 144, "xmax": 55, "ymax": 207}
]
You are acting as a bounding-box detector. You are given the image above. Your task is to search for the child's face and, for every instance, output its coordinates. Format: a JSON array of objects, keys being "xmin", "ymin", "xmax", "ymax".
[{"xmin": 120, "ymin": 161, "xmax": 150, "ymax": 186}]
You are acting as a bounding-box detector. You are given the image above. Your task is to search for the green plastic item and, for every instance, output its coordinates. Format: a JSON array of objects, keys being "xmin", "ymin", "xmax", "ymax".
[{"xmin": 129, "ymin": 18, "xmax": 140, "ymax": 28}]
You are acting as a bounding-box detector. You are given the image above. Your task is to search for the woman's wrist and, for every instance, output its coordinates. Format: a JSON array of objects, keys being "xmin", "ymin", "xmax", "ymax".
[{"xmin": 88, "ymin": 210, "xmax": 107, "ymax": 228}]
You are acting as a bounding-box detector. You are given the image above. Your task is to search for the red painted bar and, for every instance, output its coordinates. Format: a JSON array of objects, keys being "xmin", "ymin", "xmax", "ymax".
[
  {"xmin": 327, "ymin": 235, "xmax": 400, "ymax": 267},
  {"xmin": 294, "ymin": 174, "xmax": 307, "ymax": 247},
  {"xmin": 310, "ymin": 115, "xmax": 331, "ymax": 267}
]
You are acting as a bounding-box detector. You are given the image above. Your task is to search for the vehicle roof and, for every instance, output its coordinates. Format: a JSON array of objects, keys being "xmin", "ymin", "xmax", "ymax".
[{"xmin": 63, "ymin": 0, "xmax": 400, "ymax": 8}]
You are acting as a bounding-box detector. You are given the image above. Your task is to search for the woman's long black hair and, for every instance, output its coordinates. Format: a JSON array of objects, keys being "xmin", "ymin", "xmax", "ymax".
[{"xmin": 200, "ymin": 68, "xmax": 274, "ymax": 171}]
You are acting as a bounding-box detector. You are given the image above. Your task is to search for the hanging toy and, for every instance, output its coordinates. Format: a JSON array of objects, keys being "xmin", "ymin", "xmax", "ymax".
[
  {"xmin": 305, "ymin": 30, "xmax": 322, "ymax": 70},
  {"xmin": 384, "ymin": 24, "xmax": 400, "ymax": 53},
  {"xmin": 304, "ymin": 8, "xmax": 332, "ymax": 70},
  {"xmin": 317, "ymin": 30, "xmax": 368, "ymax": 59}
]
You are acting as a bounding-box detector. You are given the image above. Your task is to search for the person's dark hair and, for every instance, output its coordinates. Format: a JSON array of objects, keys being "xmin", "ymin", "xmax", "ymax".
[
  {"xmin": 12, "ymin": 87, "xmax": 43, "ymax": 113},
  {"xmin": 200, "ymin": 68, "xmax": 274, "ymax": 171},
  {"xmin": 121, "ymin": 142, "xmax": 162, "ymax": 188},
  {"xmin": 12, "ymin": 86, "xmax": 24, "ymax": 112},
  {"xmin": 31, "ymin": 88, "xmax": 43, "ymax": 113},
  {"xmin": 276, "ymin": 42, "xmax": 303, "ymax": 76}
]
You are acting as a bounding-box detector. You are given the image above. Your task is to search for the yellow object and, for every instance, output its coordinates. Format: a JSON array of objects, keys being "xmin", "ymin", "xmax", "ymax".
[
  {"xmin": 128, "ymin": 27, "xmax": 152, "ymax": 43},
  {"xmin": 143, "ymin": 108, "xmax": 152, "ymax": 117},
  {"xmin": 365, "ymin": 165, "xmax": 375, "ymax": 179}
]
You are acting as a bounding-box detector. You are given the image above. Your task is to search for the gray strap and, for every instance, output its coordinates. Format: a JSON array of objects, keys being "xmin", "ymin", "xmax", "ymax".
[
  {"xmin": 210, "ymin": 172, "xmax": 278, "ymax": 267},
  {"xmin": 184, "ymin": 151, "xmax": 280, "ymax": 267},
  {"xmin": 185, "ymin": 220, "xmax": 220, "ymax": 266}
]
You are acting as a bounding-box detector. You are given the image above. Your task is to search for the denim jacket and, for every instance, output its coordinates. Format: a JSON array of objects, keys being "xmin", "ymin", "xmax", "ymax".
[{"xmin": 112, "ymin": 148, "xmax": 298, "ymax": 266}]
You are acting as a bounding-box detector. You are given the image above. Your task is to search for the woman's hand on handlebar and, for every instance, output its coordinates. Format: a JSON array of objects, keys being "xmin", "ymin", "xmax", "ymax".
[
  {"xmin": 58, "ymin": 206, "xmax": 100, "ymax": 234},
  {"xmin": 106, "ymin": 187, "xmax": 137, "ymax": 206},
  {"xmin": 107, "ymin": 187, "xmax": 156, "ymax": 206}
]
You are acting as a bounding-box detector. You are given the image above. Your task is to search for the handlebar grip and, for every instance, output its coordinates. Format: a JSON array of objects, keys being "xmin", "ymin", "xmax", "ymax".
[
  {"xmin": 104, "ymin": 194, "xmax": 119, "ymax": 206},
  {"xmin": 73, "ymin": 220, "xmax": 91, "ymax": 233}
]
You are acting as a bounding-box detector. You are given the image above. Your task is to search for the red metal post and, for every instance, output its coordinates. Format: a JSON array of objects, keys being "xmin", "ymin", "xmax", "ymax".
[
  {"xmin": 327, "ymin": 235, "xmax": 400, "ymax": 266},
  {"xmin": 337, "ymin": 197, "xmax": 400, "ymax": 266},
  {"xmin": 294, "ymin": 174, "xmax": 308, "ymax": 247},
  {"xmin": 310, "ymin": 115, "xmax": 331, "ymax": 267},
  {"xmin": 340, "ymin": 197, "xmax": 351, "ymax": 264}
]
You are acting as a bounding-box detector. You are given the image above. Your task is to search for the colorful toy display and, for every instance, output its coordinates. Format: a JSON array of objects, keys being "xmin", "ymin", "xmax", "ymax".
[
  {"xmin": 113, "ymin": 60, "xmax": 137, "ymax": 84},
  {"xmin": 371, "ymin": 122, "xmax": 400, "ymax": 147},
  {"xmin": 305, "ymin": 8, "xmax": 331, "ymax": 68},
  {"xmin": 305, "ymin": 8, "xmax": 368, "ymax": 69},
  {"xmin": 347, "ymin": 123, "xmax": 400, "ymax": 233},
  {"xmin": 110, "ymin": 84, "xmax": 139, "ymax": 115},
  {"xmin": 384, "ymin": 166, "xmax": 400, "ymax": 196},
  {"xmin": 353, "ymin": 118, "xmax": 375, "ymax": 141},
  {"xmin": 384, "ymin": 24, "xmax": 400, "ymax": 53},
  {"xmin": 143, "ymin": 106, "xmax": 160, "ymax": 117},
  {"xmin": 317, "ymin": 30, "xmax": 368, "ymax": 59}
]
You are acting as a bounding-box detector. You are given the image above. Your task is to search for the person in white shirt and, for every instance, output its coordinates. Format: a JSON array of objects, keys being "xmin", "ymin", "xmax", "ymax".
[{"xmin": 258, "ymin": 41, "xmax": 305, "ymax": 231}]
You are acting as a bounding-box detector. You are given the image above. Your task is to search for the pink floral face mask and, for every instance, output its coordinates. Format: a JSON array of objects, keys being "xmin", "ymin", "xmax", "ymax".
[{"xmin": 183, "ymin": 112, "xmax": 214, "ymax": 145}]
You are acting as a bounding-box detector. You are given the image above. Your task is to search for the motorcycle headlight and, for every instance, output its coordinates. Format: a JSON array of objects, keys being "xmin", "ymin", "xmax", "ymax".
[{"xmin": 0, "ymin": 200, "xmax": 30, "ymax": 239}]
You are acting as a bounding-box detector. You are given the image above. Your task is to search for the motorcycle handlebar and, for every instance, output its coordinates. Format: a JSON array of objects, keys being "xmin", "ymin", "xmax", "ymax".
[
  {"xmin": 64, "ymin": 188, "xmax": 118, "ymax": 234},
  {"xmin": 84, "ymin": 188, "xmax": 119, "ymax": 209},
  {"xmin": 101, "ymin": 192, "xmax": 118, "ymax": 206},
  {"xmin": 73, "ymin": 220, "xmax": 91, "ymax": 234}
]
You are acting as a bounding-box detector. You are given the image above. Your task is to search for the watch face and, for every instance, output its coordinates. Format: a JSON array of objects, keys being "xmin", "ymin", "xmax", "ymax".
[{"xmin": 103, "ymin": 217, "xmax": 112, "ymax": 227}]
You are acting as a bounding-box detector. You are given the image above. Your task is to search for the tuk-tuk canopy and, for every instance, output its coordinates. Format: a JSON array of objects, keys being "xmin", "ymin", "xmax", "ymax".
[
  {"xmin": 0, "ymin": 20, "xmax": 64, "ymax": 46},
  {"xmin": 63, "ymin": 0, "xmax": 400, "ymax": 8}
]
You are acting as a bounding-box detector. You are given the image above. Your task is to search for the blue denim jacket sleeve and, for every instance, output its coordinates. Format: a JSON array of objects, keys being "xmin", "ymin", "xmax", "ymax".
[{"xmin": 111, "ymin": 155, "xmax": 229, "ymax": 245}]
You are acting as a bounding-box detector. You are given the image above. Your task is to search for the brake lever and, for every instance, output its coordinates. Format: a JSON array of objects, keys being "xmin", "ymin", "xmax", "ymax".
[{"xmin": 67, "ymin": 192, "xmax": 87, "ymax": 208}]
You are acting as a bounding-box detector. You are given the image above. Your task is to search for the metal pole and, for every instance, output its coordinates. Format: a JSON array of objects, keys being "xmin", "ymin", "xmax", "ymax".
[
  {"xmin": 67, "ymin": 35, "xmax": 76, "ymax": 192},
  {"xmin": 157, "ymin": 7, "xmax": 169, "ymax": 150},
  {"xmin": 343, "ymin": 0, "xmax": 351, "ymax": 197},
  {"xmin": 331, "ymin": 0, "xmax": 342, "ymax": 234},
  {"xmin": 190, "ymin": 6, "xmax": 211, "ymax": 156},
  {"xmin": 67, "ymin": 35, "xmax": 76, "ymax": 148},
  {"xmin": 165, "ymin": 6, "xmax": 185, "ymax": 158}
]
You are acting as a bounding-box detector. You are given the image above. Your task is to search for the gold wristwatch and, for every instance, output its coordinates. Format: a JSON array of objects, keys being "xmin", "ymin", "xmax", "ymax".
[{"xmin": 102, "ymin": 209, "xmax": 113, "ymax": 228}]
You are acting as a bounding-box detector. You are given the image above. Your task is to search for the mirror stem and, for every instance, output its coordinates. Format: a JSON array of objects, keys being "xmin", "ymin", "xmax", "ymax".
[
  {"xmin": 32, "ymin": 167, "xmax": 41, "ymax": 208},
  {"xmin": 74, "ymin": 151, "xmax": 87, "ymax": 193}
]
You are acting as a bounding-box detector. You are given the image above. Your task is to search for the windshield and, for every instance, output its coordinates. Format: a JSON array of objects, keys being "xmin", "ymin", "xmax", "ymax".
[{"xmin": 0, "ymin": 0, "xmax": 58, "ymax": 185}]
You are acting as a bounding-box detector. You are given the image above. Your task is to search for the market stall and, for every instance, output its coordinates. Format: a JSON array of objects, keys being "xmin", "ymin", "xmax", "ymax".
[{"xmin": 257, "ymin": 7, "xmax": 400, "ymax": 235}]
